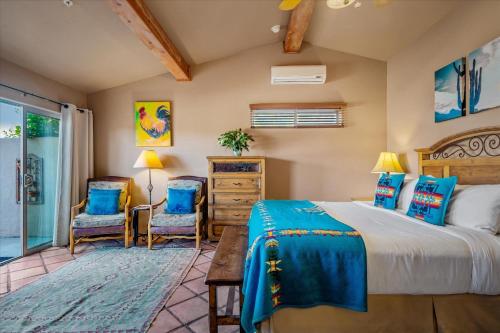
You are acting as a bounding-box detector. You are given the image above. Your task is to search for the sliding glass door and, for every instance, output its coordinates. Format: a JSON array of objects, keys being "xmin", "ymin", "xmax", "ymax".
[
  {"xmin": 0, "ymin": 101, "xmax": 22, "ymax": 263},
  {"xmin": 24, "ymin": 109, "xmax": 60, "ymax": 252},
  {"xmin": 0, "ymin": 99, "xmax": 60, "ymax": 264}
]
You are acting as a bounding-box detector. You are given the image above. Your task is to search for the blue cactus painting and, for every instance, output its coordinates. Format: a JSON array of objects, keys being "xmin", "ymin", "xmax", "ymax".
[
  {"xmin": 468, "ymin": 36, "xmax": 500, "ymax": 114},
  {"xmin": 434, "ymin": 58, "xmax": 466, "ymax": 123}
]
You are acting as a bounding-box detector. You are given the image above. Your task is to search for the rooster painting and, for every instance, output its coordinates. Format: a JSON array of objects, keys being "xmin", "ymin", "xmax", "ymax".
[{"xmin": 135, "ymin": 101, "xmax": 172, "ymax": 146}]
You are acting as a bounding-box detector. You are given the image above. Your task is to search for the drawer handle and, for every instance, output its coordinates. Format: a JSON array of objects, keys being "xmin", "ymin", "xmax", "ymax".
[
  {"xmin": 232, "ymin": 198, "xmax": 241, "ymax": 202},
  {"xmin": 234, "ymin": 213, "xmax": 241, "ymax": 217},
  {"xmin": 232, "ymin": 182, "xmax": 242, "ymax": 186}
]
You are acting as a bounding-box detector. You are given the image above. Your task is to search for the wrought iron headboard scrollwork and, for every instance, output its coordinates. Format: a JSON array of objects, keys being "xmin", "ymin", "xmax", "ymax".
[
  {"xmin": 415, "ymin": 126, "xmax": 500, "ymax": 185},
  {"xmin": 431, "ymin": 132, "xmax": 500, "ymax": 159}
]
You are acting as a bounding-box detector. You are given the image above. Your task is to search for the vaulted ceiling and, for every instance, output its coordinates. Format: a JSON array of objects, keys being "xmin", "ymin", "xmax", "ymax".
[{"xmin": 0, "ymin": 0, "xmax": 459, "ymax": 93}]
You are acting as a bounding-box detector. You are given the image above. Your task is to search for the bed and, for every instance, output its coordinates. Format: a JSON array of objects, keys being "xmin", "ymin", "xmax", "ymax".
[{"xmin": 243, "ymin": 127, "xmax": 500, "ymax": 333}]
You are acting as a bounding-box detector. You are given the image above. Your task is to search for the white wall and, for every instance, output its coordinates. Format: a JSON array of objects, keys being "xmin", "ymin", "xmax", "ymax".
[
  {"xmin": 88, "ymin": 42, "xmax": 387, "ymax": 208},
  {"xmin": 387, "ymin": 1, "xmax": 500, "ymax": 175}
]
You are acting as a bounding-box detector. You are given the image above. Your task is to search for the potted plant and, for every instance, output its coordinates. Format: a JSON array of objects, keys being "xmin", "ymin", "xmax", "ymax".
[{"xmin": 217, "ymin": 128, "xmax": 254, "ymax": 157}]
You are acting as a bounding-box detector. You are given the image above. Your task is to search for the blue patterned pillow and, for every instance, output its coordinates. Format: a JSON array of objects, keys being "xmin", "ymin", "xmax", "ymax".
[
  {"xmin": 406, "ymin": 175, "xmax": 457, "ymax": 226},
  {"xmin": 374, "ymin": 173, "xmax": 405, "ymax": 210},
  {"xmin": 86, "ymin": 189, "xmax": 121, "ymax": 215},
  {"xmin": 166, "ymin": 188, "xmax": 196, "ymax": 214}
]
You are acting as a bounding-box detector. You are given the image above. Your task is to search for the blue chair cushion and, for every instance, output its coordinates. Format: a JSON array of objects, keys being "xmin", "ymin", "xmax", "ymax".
[
  {"xmin": 406, "ymin": 175, "xmax": 457, "ymax": 226},
  {"xmin": 166, "ymin": 188, "xmax": 196, "ymax": 214},
  {"xmin": 374, "ymin": 173, "xmax": 405, "ymax": 210},
  {"xmin": 86, "ymin": 188, "xmax": 121, "ymax": 215}
]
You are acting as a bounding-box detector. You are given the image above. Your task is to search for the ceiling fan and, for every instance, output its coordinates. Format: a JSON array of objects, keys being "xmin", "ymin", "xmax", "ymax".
[{"xmin": 279, "ymin": 0, "xmax": 392, "ymax": 11}]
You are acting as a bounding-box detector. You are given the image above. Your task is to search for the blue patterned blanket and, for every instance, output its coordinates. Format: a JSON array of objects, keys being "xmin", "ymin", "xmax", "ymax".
[{"xmin": 242, "ymin": 200, "xmax": 367, "ymax": 333}]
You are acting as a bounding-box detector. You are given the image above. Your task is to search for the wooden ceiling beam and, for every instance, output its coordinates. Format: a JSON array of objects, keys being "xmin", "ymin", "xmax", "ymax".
[
  {"xmin": 283, "ymin": 0, "xmax": 315, "ymax": 53},
  {"xmin": 107, "ymin": 0, "xmax": 191, "ymax": 81}
]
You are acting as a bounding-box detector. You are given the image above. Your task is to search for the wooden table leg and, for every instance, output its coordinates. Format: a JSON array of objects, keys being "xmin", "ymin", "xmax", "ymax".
[
  {"xmin": 209, "ymin": 284, "xmax": 217, "ymax": 333},
  {"xmin": 239, "ymin": 285, "xmax": 244, "ymax": 333},
  {"xmin": 132, "ymin": 209, "xmax": 139, "ymax": 246}
]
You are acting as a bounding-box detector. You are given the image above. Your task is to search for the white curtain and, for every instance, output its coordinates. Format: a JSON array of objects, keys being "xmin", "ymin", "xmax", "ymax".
[{"xmin": 53, "ymin": 104, "xmax": 94, "ymax": 246}]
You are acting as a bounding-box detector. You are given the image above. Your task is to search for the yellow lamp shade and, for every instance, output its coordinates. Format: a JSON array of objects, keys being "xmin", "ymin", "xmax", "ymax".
[
  {"xmin": 371, "ymin": 152, "xmax": 404, "ymax": 174},
  {"xmin": 279, "ymin": 0, "xmax": 302, "ymax": 11},
  {"xmin": 133, "ymin": 150, "xmax": 164, "ymax": 169}
]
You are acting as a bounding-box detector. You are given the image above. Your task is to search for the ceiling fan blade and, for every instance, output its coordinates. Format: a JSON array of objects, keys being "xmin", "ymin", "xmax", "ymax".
[
  {"xmin": 279, "ymin": 0, "xmax": 303, "ymax": 11},
  {"xmin": 373, "ymin": 0, "xmax": 392, "ymax": 8}
]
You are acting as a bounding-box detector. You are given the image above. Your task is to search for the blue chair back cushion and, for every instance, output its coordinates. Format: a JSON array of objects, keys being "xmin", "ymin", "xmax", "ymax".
[
  {"xmin": 166, "ymin": 188, "xmax": 196, "ymax": 214},
  {"xmin": 406, "ymin": 175, "xmax": 457, "ymax": 226},
  {"xmin": 86, "ymin": 188, "xmax": 121, "ymax": 215},
  {"xmin": 374, "ymin": 173, "xmax": 405, "ymax": 210}
]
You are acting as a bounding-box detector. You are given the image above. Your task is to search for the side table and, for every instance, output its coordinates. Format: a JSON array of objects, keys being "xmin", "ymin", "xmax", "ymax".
[{"xmin": 131, "ymin": 205, "xmax": 151, "ymax": 246}]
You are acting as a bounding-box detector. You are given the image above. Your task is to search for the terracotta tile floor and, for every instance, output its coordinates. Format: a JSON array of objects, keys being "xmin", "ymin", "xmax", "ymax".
[{"xmin": 0, "ymin": 239, "xmax": 240, "ymax": 333}]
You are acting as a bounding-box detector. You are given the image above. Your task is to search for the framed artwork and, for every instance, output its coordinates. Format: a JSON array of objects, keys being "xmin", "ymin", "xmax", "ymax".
[
  {"xmin": 135, "ymin": 101, "xmax": 171, "ymax": 147},
  {"xmin": 434, "ymin": 58, "xmax": 466, "ymax": 123},
  {"xmin": 468, "ymin": 36, "xmax": 500, "ymax": 114}
]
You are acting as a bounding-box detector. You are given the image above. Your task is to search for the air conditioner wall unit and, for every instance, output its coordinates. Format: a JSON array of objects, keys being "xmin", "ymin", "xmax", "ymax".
[{"xmin": 271, "ymin": 65, "xmax": 327, "ymax": 85}]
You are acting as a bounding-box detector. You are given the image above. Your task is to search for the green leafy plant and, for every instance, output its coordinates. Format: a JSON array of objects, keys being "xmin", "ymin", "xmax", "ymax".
[
  {"xmin": 217, "ymin": 128, "xmax": 254, "ymax": 156},
  {"xmin": 0, "ymin": 114, "xmax": 59, "ymax": 139},
  {"xmin": 2, "ymin": 125, "xmax": 21, "ymax": 138}
]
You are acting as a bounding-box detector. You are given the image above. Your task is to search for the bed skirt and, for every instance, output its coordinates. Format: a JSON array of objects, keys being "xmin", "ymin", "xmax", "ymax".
[{"xmin": 259, "ymin": 294, "xmax": 500, "ymax": 333}]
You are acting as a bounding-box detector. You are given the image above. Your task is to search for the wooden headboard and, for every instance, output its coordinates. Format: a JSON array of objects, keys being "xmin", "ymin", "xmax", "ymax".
[{"xmin": 415, "ymin": 126, "xmax": 500, "ymax": 185}]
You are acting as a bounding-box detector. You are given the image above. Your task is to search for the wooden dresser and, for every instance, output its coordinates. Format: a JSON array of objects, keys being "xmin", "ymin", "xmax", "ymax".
[{"xmin": 207, "ymin": 156, "xmax": 265, "ymax": 240}]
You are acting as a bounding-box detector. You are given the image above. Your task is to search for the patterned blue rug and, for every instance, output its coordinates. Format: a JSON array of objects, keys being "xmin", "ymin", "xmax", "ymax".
[{"xmin": 0, "ymin": 247, "xmax": 199, "ymax": 333}]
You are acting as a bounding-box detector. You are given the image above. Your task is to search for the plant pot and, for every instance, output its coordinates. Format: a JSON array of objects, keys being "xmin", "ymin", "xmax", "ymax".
[{"xmin": 232, "ymin": 149, "xmax": 242, "ymax": 157}]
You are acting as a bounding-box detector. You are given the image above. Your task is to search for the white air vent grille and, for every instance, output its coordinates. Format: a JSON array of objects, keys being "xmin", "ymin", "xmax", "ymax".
[{"xmin": 251, "ymin": 106, "xmax": 344, "ymax": 128}]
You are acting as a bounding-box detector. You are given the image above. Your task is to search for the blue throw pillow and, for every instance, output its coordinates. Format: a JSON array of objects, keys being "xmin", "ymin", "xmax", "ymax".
[
  {"xmin": 86, "ymin": 188, "xmax": 121, "ymax": 215},
  {"xmin": 406, "ymin": 175, "xmax": 457, "ymax": 226},
  {"xmin": 166, "ymin": 188, "xmax": 196, "ymax": 214},
  {"xmin": 374, "ymin": 173, "xmax": 405, "ymax": 210}
]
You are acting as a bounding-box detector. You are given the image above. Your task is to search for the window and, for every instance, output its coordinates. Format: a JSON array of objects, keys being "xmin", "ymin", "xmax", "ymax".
[{"xmin": 250, "ymin": 103, "xmax": 344, "ymax": 128}]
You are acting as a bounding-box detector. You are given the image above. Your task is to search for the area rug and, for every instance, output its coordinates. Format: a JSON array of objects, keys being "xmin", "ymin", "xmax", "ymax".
[{"xmin": 0, "ymin": 247, "xmax": 199, "ymax": 333}]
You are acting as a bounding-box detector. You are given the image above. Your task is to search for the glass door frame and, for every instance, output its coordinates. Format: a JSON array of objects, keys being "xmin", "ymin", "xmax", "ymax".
[
  {"xmin": 0, "ymin": 98, "xmax": 23, "ymax": 265},
  {"xmin": 0, "ymin": 96, "xmax": 62, "ymax": 257},
  {"xmin": 21, "ymin": 106, "xmax": 61, "ymax": 256}
]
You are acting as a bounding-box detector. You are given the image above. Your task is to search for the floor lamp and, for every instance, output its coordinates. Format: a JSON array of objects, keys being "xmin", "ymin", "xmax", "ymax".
[{"xmin": 133, "ymin": 150, "xmax": 164, "ymax": 204}]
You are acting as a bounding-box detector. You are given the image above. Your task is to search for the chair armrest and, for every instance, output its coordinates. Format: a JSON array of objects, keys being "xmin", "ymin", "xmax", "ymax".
[
  {"xmin": 153, "ymin": 197, "xmax": 167, "ymax": 209},
  {"xmin": 71, "ymin": 199, "xmax": 86, "ymax": 221},
  {"xmin": 132, "ymin": 198, "xmax": 166, "ymax": 211},
  {"xmin": 124, "ymin": 195, "xmax": 131, "ymax": 214},
  {"xmin": 142, "ymin": 197, "xmax": 167, "ymax": 226},
  {"xmin": 195, "ymin": 196, "xmax": 205, "ymax": 213}
]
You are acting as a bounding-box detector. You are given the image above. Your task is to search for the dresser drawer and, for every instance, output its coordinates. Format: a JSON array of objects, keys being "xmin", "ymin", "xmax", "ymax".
[
  {"xmin": 214, "ymin": 193, "xmax": 260, "ymax": 206},
  {"xmin": 214, "ymin": 208, "xmax": 251, "ymax": 220},
  {"xmin": 213, "ymin": 161, "xmax": 261, "ymax": 173},
  {"xmin": 214, "ymin": 177, "xmax": 259, "ymax": 190}
]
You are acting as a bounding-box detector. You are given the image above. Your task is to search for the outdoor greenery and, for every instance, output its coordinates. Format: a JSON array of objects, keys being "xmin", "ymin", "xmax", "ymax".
[
  {"xmin": 217, "ymin": 128, "xmax": 254, "ymax": 156},
  {"xmin": 2, "ymin": 114, "xmax": 59, "ymax": 138}
]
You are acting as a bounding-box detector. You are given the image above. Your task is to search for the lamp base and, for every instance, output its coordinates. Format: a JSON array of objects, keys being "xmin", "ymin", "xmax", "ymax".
[{"xmin": 148, "ymin": 169, "xmax": 153, "ymax": 205}]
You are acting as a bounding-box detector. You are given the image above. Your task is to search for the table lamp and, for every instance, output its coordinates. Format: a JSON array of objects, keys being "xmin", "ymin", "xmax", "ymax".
[
  {"xmin": 371, "ymin": 152, "xmax": 404, "ymax": 175},
  {"xmin": 133, "ymin": 149, "xmax": 164, "ymax": 204}
]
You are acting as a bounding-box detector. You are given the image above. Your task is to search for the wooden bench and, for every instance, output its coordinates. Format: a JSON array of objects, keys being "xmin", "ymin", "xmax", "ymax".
[{"xmin": 205, "ymin": 226, "xmax": 248, "ymax": 333}]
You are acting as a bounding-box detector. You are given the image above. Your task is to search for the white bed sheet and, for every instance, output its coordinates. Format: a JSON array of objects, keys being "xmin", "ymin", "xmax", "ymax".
[{"xmin": 314, "ymin": 201, "xmax": 500, "ymax": 295}]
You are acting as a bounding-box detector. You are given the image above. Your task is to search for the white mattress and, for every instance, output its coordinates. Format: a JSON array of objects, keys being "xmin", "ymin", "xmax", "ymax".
[{"xmin": 315, "ymin": 201, "xmax": 500, "ymax": 295}]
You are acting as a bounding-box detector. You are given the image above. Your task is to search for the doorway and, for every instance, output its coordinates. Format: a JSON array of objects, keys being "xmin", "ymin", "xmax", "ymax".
[{"xmin": 0, "ymin": 99, "xmax": 60, "ymax": 264}]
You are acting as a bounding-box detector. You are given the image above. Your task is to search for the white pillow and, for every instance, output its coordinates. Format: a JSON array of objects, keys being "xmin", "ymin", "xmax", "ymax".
[
  {"xmin": 396, "ymin": 178, "xmax": 417, "ymax": 212},
  {"xmin": 446, "ymin": 185, "xmax": 500, "ymax": 234}
]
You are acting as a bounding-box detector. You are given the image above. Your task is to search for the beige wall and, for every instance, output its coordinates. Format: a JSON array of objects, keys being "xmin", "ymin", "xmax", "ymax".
[
  {"xmin": 88, "ymin": 42, "xmax": 387, "ymax": 206},
  {"xmin": 0, "ymin": 58, "xmax": 87, "ymax": 110},
  {"xmin": 387, "ymin": 1, "xmax": 500, "ymax": 176}
]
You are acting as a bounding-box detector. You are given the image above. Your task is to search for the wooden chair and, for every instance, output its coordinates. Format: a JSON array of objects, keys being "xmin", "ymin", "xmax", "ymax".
[
  {"xmin": 69, "ymin": 176, "xmax": 132, "ymax": 254},
  {"xmin": 145, "ymin": 176, "xmax": 207, "ymax": 249}
]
